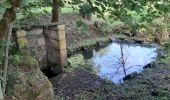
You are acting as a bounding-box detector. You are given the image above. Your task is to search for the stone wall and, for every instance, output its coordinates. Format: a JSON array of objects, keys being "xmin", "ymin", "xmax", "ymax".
[
  {"xmin": 16, "ymin": 28, "xmax": 47, "ymax": 69},
  {"xmin": 44, "ymin": 25, "xmax": 67, "ymax": 73},
  {"xmin": 26, "ymin": 28, "xmax": 47, "ymax": 69},
  {"xmin": 15, "ymin": 24, "xmax": 67, "ymax": 71}
]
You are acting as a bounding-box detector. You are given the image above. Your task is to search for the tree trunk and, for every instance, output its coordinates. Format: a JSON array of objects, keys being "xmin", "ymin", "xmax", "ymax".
[
  {"xmin": 52, "ymin": 0, "xmax": 60, "ymax": 22},
  {"xmin": 2, "ymin": 23, "xmax": 13, "ymax": 94},
  {"xmin": 0, "ymin": 7, "xmax": 17, "ymax": 73},
  {"xmin": 0, "ymin": 0, "xmax": 20, "ymax": 94},
  {"xmin": 0, "ymin": 7, "xmax": 16, "ymax": 42}
]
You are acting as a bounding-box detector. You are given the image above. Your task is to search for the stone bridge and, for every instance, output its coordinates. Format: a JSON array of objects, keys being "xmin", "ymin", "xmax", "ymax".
[{"xmin": 13, "ymin": 23, "xmax": 67, "ymax": 73}]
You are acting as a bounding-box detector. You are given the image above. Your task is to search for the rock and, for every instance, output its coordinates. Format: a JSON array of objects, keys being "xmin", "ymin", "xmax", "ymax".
[
  {"xmin": 123, "ymin": 72, "xmax": 138, "ymax": 81},
  {"xmin": 82, "ymin": 49, "xmax": 93, "ymax": 59},
  {"xmin": 151, "ymin": 90, "xmax": 159, "ymax": 96},
  {"xmin": 97, "ymin": 41, "xmax": 105, "ymax": 47},
  {"xmin": 5, "ymin": 55, "xmax": 54, "ymax": 100},
  {"xmin": 133, "ymin": 39, "xmax": 144, "ymax": 44},
  {"xmin": 81, "ymin": 46, "xmax": 89, "ymax": 52},
  {"xmin": 16, "ymin": 30, "xmax": 27, "ymax": 38},
  {"xmin": 125, "ymin": 39, "xmax": 135, "ymax": 44},
  {"xmin": 158, "ymin": 51, "xmax": 168, "ymax": 58},
  {"xmin": 154, "ymin": 33, "xmax": 161, "ymax": 44},
  {"xmin": 16, "ymin": 30, "xmax": 28, "ymax": 50},
  {"xmin": 109, "ymin": 38, "xmax": 116, "ymax": 42},
  {"xmin": 122, "ymin": 30, "xmax": 132, "ymax": 37},
  {"xmin": 17, "ymin": 37, "xmax": 28, "ymax": 50},
  {"xmin": 118, "ymin": 37, "xmax": 125, "ymax": 41},
  {"xmin": 28, "ymin": 28, "xmax": 43, "ymax": 36},
  {"xmin": 37, "ymin": 37, "xmax": 46, "ymax": 46},
  {"xmin": 143, "ymin": 61, "xmax": 158, "ymax": 69}
]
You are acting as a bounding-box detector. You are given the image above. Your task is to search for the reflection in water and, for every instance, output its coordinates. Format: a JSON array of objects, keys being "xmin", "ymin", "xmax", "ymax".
[
  {"xmin": 120, "ymin": 44, "xmax": 126, "ymax": 76},
  {"xmin": 91, "ymin": 42, "xmax": 157, "ymax": 84}
]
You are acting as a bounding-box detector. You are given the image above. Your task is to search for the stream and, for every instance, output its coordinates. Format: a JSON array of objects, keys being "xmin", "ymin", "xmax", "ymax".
[{"xmin": 68, "ymin": 42, "xmax": 158, "ymax": 84}]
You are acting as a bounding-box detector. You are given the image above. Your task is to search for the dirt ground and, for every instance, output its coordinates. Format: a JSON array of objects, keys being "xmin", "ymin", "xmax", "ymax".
[{"xmin": 50, "ymin": 62, "xmax": 170, "ymax": 100}]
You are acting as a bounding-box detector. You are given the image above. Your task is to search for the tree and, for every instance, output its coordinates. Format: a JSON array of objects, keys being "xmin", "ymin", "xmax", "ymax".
[
  {"xmin": 52, "ymin": 0, "xmax": 63, "ymax": 22},
  {"xmin": 0, "ymin": 0, "xmax": 20, "ymax": 94}
]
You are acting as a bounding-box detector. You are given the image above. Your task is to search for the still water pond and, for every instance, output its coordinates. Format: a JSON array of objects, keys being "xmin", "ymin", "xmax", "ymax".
[{"xmin": 69, "ymin": 42, "xmax": 157, "ymax": 84}]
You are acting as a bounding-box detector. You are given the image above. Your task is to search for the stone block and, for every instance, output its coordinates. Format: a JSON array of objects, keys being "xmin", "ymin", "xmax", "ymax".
[
  {"xmin": 58, "ymin": 40, "xmax": 67, "ymax": 49},
  {"xmin": 47, "ymin": 25, "xmax": 57, "ymax": 31},
  {"xmin": 47, "ymin": 39, "xmax": 66, "ymax": 49},
  {"xmin": 37, "ymin": 46, "xmax": 46, "ymax": 51},
  {"xmin": 47, "ymin": 52, "xmax": 57, "ymax": 64},
  {"xmin": 45, "ymin": 30, "xmax": 65, "ymax": 41},
  {"xmin": 28, "ymin": 48, "xmax": 40, "ymax": 58},
  {"xmin": 27, "ymin": 28, "xmax": 43, "ymax": 36},
  {"xmin": 57, "ymin": 25, "xmax": 65, "ymax": 31},
  {"xmin": 16, "ymin": 30, "xmax": 26, "ymax": 38},
  {"xmin": 27, "ymin": 38, "xmax": 37, "ymax": 48},
  {"xmin": 37, "ymin": 37, "xmax": 46, "ymax": 46},
  {"xmin": 57, "ymin": 40, "xmax": 66, "ymax": 49},
  {"xmin": 123, "ymin": 72, "xmax": 138, "ymax": 81},
  {"xmin": 17, "ymin": 37, "xmax": 28, "ymax": 49},
  {"xmin": 58, "ymin": 30, "xmax": 66, "ymax": 40},
  {"xmin": 144, "ymin": 61, "xmax": 158, "ymax": 69},
  {"xmin": 47, "ymin": 48, "xmax": 67, "ymax": 66},
  {"xmin": 44, "ymin": 30, "xmax": 56, "ymax": 39},
  {"xmin": 58, "ymin": 49, "xmax": 67, "ymax": 66}
]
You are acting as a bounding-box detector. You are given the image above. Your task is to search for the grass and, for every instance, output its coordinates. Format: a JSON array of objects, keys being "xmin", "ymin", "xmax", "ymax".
[
  {"xmin": 16, "ymin": 6, "xmax": 78, "ymax": 20},
  {"xmin": 162, "ymin": 39, "xmax": 170, "ymax": 65},
  {"xmin": 16, "ymin": 6, "xmax": 123, "ymax": 28}
]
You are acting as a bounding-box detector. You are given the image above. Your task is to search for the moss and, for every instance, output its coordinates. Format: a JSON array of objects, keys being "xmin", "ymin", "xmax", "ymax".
[
  {"xmin": 6, "ymin": 72, "xmax": 20, "ymax": 96},
  {"xmin": 21, "ymin": 54, "xmax": 38, "ymax": 68},
  {"xmin": 17, "ymin": 38, "xmax": 28, "ymax": 49},
  {"xmin": 160, "ymin": 39, "xmax": 170, "ymax": 66},
  {"xmin": 6, "ymin": 65, "xmax": 54, "ymax": 100}
]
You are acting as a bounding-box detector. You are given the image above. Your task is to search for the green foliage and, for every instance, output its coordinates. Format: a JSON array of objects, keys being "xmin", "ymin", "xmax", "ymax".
[
  {"xmin": 6, "ymin": 72, "xmax": 18, "ymax": 96},
  {"xmin": 82, "ymin": 22, "xmax": 89, "ymax": 33},
  {"xmin": 76, "ymin": 20, "xmax": 83, "ymax": 27},
  {"xmin": 8, "ymin": 53, "xmax": 23, "ymax": 65},
  {"xmin": 0, "ymin": 0, "xmax": 169, "ymax": 32},
  {"xmin": 108, "ymin": 0, "xmax": 170, "ymax": 31},
  {"xmin": 79, "ymin": 3, "xmax": 92, "ymax": 15},
  {"xmin": 8, "ymin": 51, "xmax": 38, "ymax": 69},
  {"xmin": 76, "ymin": 20, "xmax": 89, "ymax": 34}
]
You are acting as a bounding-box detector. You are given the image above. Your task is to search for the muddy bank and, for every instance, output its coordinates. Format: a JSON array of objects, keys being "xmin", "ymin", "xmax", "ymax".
[
  {"xmin": 50, "ymin": 62, "xmax": 170, "ymax": 100},
  {"xmin": 50, "ymin": 69, "xmax": 125, "ymax": 100},
  {"xmin": 50, "ymin": 40, "xmax": 170, "ymax": 100}
]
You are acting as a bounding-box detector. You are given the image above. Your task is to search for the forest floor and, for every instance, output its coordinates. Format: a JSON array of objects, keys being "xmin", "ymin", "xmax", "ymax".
[
  {"xmin": 16, "ymin": 13, "xmax": 170, "ymax": 100},
  {"xmin": 15, "ymin": 13, "xmax": 153, "ymax": 54}
]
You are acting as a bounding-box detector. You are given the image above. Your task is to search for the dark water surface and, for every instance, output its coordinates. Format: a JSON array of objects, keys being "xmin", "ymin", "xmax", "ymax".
[{"xmin": 69, "ymin": 42, "xmax": 157, "ymax": 84}]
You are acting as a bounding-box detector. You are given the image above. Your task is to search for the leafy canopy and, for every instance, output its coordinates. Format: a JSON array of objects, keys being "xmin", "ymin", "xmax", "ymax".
[{"xmin": 0, "ymin": 0, "xmax": 170, "ymax": 29}]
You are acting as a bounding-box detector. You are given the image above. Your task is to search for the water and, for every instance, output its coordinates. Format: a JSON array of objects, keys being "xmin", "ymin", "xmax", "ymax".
[{"xmin": 69, "ymin": 42, "xmax": 157, "ymax": 84}]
